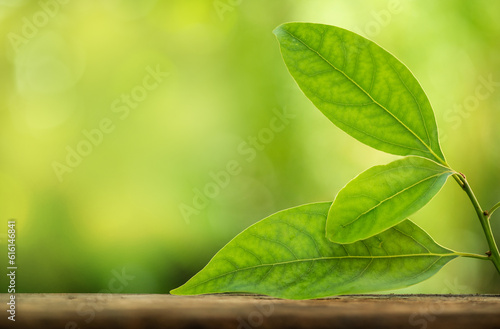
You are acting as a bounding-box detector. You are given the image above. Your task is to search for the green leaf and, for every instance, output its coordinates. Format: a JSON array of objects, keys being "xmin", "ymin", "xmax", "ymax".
[
  {"xmin": 171, "ymin": 202, "xmax": 457, "ymax": 300},
  {"xmin": 327, "ymin": 156, "xmax": 454, "ymax": 244},
  {"xmin": 274, "ymin": 23, "xmax": 446, "ymax": 165}
]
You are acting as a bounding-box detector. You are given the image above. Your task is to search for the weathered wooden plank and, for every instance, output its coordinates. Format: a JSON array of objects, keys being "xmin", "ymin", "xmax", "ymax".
[{"xmin": 1, "ymin": 294, "xmax": 500, "ymax": 329}]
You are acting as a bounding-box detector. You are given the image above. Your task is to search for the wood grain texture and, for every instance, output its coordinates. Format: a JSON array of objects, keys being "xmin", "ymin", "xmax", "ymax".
[{"xmin": 1, "ymin": 294, "xmax": 500, "ymax": 329}]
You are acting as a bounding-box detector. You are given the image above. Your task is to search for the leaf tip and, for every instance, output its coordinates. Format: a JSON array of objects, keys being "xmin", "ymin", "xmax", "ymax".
[{"xmin": 169, "ymin": 286, "xmax": 187, "ymax": 296}]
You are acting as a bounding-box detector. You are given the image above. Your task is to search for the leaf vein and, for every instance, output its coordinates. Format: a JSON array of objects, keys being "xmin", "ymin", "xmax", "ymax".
[
  {"xmin": 341, "ymin": 171, "xmax": 451, "ymax": 228},
  {"xmin": 248, "ymin": 232, "xmax": 299, "ymax": 260},
  {"xmin": 282, "ymin": 29, "xmax": 444, "ymax": 163},
  {"xmin": 181, "ymin": 253, "xmax": 456, "ymax": 291},
  {"xmin": 387, "ymin": 58, "xmax": 431, "ymax": 148}
]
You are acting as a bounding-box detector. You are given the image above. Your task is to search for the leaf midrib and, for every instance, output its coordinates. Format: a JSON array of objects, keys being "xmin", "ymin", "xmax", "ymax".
[
  {"xmin": 282, "ymin": 28, "xmax": 446, "ymax": 165},
  {"xmin": 180, "ymin": 253, "xmax": 456, "ymax": 291},
  {"xmin": 338, "ymin": 170, "xmax": 452, "ymax": 228}
]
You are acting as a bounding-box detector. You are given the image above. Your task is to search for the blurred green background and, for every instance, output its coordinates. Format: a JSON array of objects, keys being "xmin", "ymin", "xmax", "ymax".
[{"xmin": 0, "ymin": 0, "xmax": 499, "ymax": 295}]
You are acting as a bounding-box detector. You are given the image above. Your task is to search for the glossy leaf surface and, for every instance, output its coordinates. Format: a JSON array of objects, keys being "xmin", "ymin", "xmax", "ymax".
[
  {"xmin": 327, "ymin": 156, "xmax": 453, "ymax": 244},
  {"xmin": 274, "ymin": 23, "xmax": 446, "ymax": 164},
  {"xmin": 171, "ymin": 202, "xmax": 457, "ymax": 299}
]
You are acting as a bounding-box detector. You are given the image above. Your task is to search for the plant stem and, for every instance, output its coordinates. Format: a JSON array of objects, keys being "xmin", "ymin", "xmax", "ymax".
[
  {"xmin": 454, "ymin": 174, "xmax": 500, "ymax": 275},
  {"xmin": 488, "ymin": 201, "xmax": 500, "ymax": 218},
  {"xmin": 451, "ymin": 174, "xmax": 465, "ymax": 188},
  {"xmin": 456, "ymin": 252, "xmax": 490, "ymax": 260}
]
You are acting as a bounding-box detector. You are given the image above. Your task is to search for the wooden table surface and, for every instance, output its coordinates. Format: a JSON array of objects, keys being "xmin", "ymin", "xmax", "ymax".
[{"xmin": 1, "ymin": 294, "xmax": 499, "ymax": 329}]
